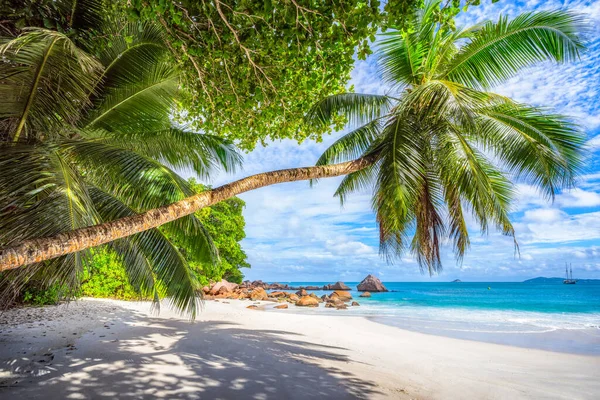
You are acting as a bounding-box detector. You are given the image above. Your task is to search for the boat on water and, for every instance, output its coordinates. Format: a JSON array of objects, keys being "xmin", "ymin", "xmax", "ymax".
[{"xmin": 563, "ymin": 263, "xmax": 577, "ymax": 284}]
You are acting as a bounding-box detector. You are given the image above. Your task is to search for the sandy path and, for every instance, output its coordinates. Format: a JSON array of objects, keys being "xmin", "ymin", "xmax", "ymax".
[{"xmin": 0, "ymin": 298, "xmax": 598, "ymax": 399}]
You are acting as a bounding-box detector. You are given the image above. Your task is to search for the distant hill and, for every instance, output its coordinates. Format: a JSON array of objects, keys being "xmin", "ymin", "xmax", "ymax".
[
  {"xmin": 451, "ymin": 279, "xmax": 462, "ymax": 283},
  {"xmin": 523, "ymin": 277, "xmax": 600, "ymax": 284}
]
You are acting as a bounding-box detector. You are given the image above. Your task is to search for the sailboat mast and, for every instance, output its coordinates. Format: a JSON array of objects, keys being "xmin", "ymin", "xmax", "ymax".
[
  {"xmin": 563, "ymin": 262, "xmax": 576, "ymax": 284},
  {"xmin": 570, "ymin": 264, "xmax": 573, "ymax": 280}
]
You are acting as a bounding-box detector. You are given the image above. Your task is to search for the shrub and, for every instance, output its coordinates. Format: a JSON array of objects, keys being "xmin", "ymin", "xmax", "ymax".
[{"xmin": 80, "ymin": 250, "xmax": 141, "ymax": 300}]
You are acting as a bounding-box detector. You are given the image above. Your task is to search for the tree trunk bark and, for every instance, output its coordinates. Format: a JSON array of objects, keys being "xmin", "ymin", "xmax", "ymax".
[{"xmin": 0, "ymin": 155, "xmax": 377, "ymax": 271}]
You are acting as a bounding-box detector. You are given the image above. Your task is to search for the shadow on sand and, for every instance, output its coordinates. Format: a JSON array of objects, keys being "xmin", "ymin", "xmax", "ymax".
[{"xmin": 1, "ymin": 308, "xmax": 382, "ymax": 399}]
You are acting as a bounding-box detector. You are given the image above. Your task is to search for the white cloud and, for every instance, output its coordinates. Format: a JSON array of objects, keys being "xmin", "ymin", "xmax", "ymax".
[
  {"xmin": 325, "ymin": 239, "xmax": 375, "ymax": 256},
  {"xmin": 514, "ymin": 184, "xmax": 551, "ymax": 211},
  {"xmin": 523, "ymin": 208, "xmax": 565, "ymax": 223},
  {"xmin": 587, "ymin": 135, "xmax": 600, "ymax": 151},
  {"xmin": 573, "ymin": 251, "xmax": 587, "ymax": 258},
  {"xmin": 557, "ymin": 188, "xmax": 600, "ymax": 208},
  {"xmin": 515, "ymin": 211, "xmax": 600, "ymax": 244}
]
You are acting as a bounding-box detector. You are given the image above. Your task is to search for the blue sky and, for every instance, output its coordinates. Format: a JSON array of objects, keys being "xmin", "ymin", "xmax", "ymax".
[{"xmin": 195, "ymin": 0, "xmax": 600, "ymax": 282}]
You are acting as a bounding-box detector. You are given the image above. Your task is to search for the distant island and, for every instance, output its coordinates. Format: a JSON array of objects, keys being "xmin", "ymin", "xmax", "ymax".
[
  {"xmin": 523, "ymin": 277, "xmax": 600, "ymax": 284},
  {"xmin": 451, "ymin": 279, "xmax": 462, "ymax": 283}
]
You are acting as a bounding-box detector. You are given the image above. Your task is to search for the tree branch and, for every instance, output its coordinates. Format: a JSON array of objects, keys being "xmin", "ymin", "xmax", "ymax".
[{"xmin": 0, "ymin": 155, "xmax": 378, "ymax": 271}]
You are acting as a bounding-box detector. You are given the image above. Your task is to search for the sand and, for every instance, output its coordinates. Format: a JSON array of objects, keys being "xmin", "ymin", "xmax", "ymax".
[{"xmin": 0, "ymin": 298, "xmax": 598, "ymax": 399}]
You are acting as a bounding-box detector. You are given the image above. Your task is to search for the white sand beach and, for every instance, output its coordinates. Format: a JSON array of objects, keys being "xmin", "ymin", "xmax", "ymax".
[{"xmin": 0, "ymin": 298, "xmax": 598, "ymax": 399}]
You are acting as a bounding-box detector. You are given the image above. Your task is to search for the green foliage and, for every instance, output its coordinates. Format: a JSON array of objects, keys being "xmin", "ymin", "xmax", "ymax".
[
  {"xmin": 22, "ymin": 283, "xmax": 69, "ymax": 306},
  {"xmin": 80, "ymin": 250, "xmax": 140, "ymax": 300},
  {"xmin": 0, "ymin": 0, "xmax": 105, "ymax": 34},
  {"xmin": 2, "ymin": 0, "xmax": 493, "ymax": 150},
  {"xmin": 124, "ymin": 0, "xmax": 387, "ymax": 149},
  {"xmin": 306, "ymin": 0, "xmax": 587, "ymax": 275},
  {"xmin": 198, "ymin": 192, "xmax": 250, "ymax": 284},
  {"xmin": 0, "ymin": 12, "xmax": 240, "ymax": 317}
]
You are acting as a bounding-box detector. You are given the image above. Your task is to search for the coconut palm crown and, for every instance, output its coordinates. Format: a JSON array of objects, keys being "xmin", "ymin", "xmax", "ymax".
[
  {"xmin": 0, "ymin": 18, "xmax": 241, "ymax": 315},
  {"xmin": 306, "ymin": 1, "xmax": 587, "ymax": 274}
]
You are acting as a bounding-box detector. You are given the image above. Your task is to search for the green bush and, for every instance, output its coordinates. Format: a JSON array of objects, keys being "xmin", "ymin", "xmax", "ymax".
[
  {"xmin": 80, "ymin": 250, "xmax": 141, "ymax": 300},
  {"xmin": 22, "ymin": 283, "xmax": 68, "ymax": 306}
]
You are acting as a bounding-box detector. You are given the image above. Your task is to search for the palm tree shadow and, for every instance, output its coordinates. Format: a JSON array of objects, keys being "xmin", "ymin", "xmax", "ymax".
[{"xmin": 1, "ymin": 312, "xmax": 382, "ymax": 399}]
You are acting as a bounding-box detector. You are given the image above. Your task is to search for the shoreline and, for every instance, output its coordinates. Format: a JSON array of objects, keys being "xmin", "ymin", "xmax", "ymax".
[
  {"xmin": 260, "ymin": 299, "xmax": 600, "ymax": 356},
  {"xmin": 368, "ymin": 315, "xmax": 600, "ymax": 356},
  {"xmin": 1, "ymin": 298, "xmax": 599, "ymax": 399}
]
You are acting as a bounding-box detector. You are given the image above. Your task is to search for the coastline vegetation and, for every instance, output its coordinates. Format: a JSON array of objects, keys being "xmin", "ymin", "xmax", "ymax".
[
  {"xmin": 5, "ymin": 179, "xmax": 249, "ymax": 306},
  {"xmin": 0, "ymin": 0, "xmax": 588, "ymax": 315}
]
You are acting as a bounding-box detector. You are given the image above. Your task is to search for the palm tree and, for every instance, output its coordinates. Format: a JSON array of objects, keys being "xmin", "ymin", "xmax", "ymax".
[
  {"xmin": 306, "ymin": 1, "xmax": 586, "ymax": 273},
  {"xmin": 0, "ymin": 20, "xmax": 240, "ymax": 315},
  {"xmin": 0, "ymin": 2, "xmax": 587, "ymax": 284}
]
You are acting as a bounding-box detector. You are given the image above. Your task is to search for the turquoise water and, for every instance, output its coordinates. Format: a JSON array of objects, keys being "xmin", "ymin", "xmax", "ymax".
[{"xmin": 269, "ymin": 281, "xmax": 600, "ymax": 354}]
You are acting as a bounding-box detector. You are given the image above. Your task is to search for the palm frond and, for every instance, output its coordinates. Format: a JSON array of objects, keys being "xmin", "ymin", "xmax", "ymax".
[
  {"xmin": 102, "ymin": 239, "xmax": 157, "ymax": 297},
  {"xmin": 0, "ymin": 142, "xmax": 96, "ymax": 304},
  {"xmin": 378, "ymin": 0, "xmax": 448, "ymax": 86},
  {"xmin": 443, "ymin": 184, "xmax": 470, "ymax": 263},
  {"xmin": 161, "ymin": 214, "xmax": 219, "ymax": 266},
  {"xmin": 0, "ymin": 28, "xmax": 102, "ymax": 141},
  {"xmin": 62, "ymin": 140, "xmax": 195, "ymax": 210},
  {"xmin": 89, "ymin": 188, "xmax": 200, "ymax": 317},
  {"xmin": 94, "ymin": 22, "xmax": 168, "ymax": 91},
  {"xmin": 316, "ymin": 119, "xmax": 382, "ymax": 166},
  {"xmin": 442, "ymin": 10, "xmax": 587, "ymax": 89},
  {"xmin": 378, "ymin": 29, "xmax": 426, "ymax": 87},
  {"xmin": 65, "ymin": 0, "xmax": 106, "ymax": 31},
  {"xmin": 0, "ymin": 252, "xmax": 87, "ymax": 306},
  {"xmin": 97, "ymin": 128, "xmax": 242, "ymax": 179},
  {"xmin": 0, "ymin": 142, "xmax": 98, "ymax": 245},
  {"xmin": 304, "ymin": 93, "xmax": 392, "ymax": 130},
  {"xmin": 83, "ymin": 62, "xmax": 178, "ymax": 133},
  {"xmin": 436, "ymin": 124, "xmax": 515, "ymax": 255},
  {"xmin": 372, "ymin": 116, "xmax": 424, "ymax": 266},
  {"xmin": 477, "ymin": 103, "xmax": 585, "ymax": 197},
  {"xmin": 334, "ymin": 159, "xmax": 380, "ymax": 206},
  {"xmin": 399, "ymin": 79, "xmax": 503, "ymax": 129},
  {"xmin": 409, "ymin": 174, "xmax": 446, "ymax": 274}
]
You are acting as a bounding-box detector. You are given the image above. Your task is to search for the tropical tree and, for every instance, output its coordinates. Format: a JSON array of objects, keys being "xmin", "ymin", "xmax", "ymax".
[
  {"xmin": 306, "ymin": 1, "xmax": 587, "ymax": 273},
  {"xmin": 0, "ymin": 21, "xmax": 240, "ymax": 316},
  {"xmin": 2, "ymin": 0, "xmax": 421, "ymax": 150},
  {"xmin": 0, "ymin": 2, "xmax": 587, "ymax": 307}
]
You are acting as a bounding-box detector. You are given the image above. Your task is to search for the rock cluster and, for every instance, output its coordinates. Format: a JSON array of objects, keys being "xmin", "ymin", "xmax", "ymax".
[
  {"xmin": 209, "ymin": 279, "xmax": 239, "ymax": 295},
  {"xmin": 250, "ymin": 287, "xmax": 269, "ymax": 301},
  {"xmin": 357, "ymin": 275, "xmax": 388, "ymax": 292},
  {"xmin": 320, "ymin": 291, "xmax": 358, "ymax": 309},
  {"xmin": 203, "ymin": 281, "xmax": 274, "ymax": 301},
  {"xmin": 240, "ymin": 280, "xmax": 291, "ymax": 290},
  {"xmin": 203, "ymin": 279, "xmax": 361, "ymax": 310},
  {"xmin": 323, "ymin": 281, "xmax": 351, "ymax": 290},
  {"xmin": 240, "ymin": 280, "xmax": 354, "ymax": 291}
]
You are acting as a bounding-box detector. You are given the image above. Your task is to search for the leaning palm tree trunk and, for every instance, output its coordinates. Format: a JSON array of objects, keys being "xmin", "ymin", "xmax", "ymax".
[{"xmin": 0, "ymin": 155, "xmax": 377, "ymax": 271}]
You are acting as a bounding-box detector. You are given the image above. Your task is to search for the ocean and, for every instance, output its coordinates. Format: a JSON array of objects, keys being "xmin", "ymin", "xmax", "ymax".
[{"xmin": 267, "ymin": 281, "xmax": 600, "ymax": 355}]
